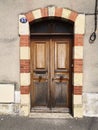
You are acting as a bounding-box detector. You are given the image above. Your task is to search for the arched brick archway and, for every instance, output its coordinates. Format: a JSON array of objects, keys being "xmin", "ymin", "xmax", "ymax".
[{"xmin": 19, "ymin": 6, "xmax": 85, "ymax": 117}]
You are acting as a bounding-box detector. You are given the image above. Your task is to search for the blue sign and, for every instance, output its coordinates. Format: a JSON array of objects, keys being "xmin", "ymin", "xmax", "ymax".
[{"xmin": 20, "ymin": 17, "xmax": 27, "ymax": 23}]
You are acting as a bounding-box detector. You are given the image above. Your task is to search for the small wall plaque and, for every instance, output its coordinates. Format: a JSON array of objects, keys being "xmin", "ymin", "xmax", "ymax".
[{"xmin": 20, "ymin": 17, "xmax": 27, "ymax": 23}]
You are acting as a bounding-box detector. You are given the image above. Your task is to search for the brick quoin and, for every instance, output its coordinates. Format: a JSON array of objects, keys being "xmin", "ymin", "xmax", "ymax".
[
  {"xmin": 21, "ymin": 86, "xmax": 30, "ymax": 94},
  {"xmin": 69, "ymin": 11, "xmax": 78, "ymax": 22},
  {"xmin": 55, "ymin": 8, "xmax": 63, "ymax": 17},
  {"xmin": 41, "ymin": 8, "xmax": 48, "ymax": 17},
  {"xmin": 20, "ymin": 60, "xmax": 30, "ymax": 73},
  {"xmin": 74, "ymin": 59, "xmax": 83, "ymax": 73},
  {"xmin": 25, "ymin": 12, "xmax": 34, "ymax": 22},
  {"xmin": 74, "ymin": 34, "xmax": 84, "ymax": 46},
  {"xmin": 73, "ymin": 86, "xmax": 82, "ymax": 95},
  {"xmin": 20, "ymin": 35, "xmax": 30, "ymax": 46}
]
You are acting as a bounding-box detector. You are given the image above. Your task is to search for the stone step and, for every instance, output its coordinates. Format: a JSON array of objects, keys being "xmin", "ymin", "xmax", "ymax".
[{"xmin": 29, "ymin": 113, "xmax": 73, "ymax": 119}]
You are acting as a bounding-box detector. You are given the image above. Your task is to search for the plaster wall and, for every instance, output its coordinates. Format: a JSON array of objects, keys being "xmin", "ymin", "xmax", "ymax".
[{"xmin": 0, "ymin": 0, "xmax": 98, "ymax": 116}]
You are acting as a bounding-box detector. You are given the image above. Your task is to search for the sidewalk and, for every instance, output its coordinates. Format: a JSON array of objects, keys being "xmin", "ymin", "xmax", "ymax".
[{"xmin": 0, "ymin": 115, "xmax": 98, "ymax": 130}]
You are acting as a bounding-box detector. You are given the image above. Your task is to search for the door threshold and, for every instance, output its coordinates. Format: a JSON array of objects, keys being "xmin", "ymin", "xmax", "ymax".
[
  {"xmin": 29, "ymin": 112, "xmax": 73, "ymax": 119},
  {"xmin": 30, "ymin": 107, "xmax": 72, "ymax": 118},
  {"xmin": 31, "ymin": 107, "xmax": 70, "ymax": 113}
]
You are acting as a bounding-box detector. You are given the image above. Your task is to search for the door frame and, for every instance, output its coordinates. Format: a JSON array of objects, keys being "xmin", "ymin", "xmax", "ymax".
[{"xmin": 19, "ymin": 6, "xmax": 85, "ymax": 117}]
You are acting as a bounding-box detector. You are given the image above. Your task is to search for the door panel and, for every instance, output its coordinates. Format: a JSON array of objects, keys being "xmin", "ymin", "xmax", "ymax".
[
  {"xmin": 33, "ymin": 41, "xmax": 48, "ymax": 69},
  {"xmin": 56, "ymin": 42, "xmax": 66, "ymax": 68},
  {"xmin": 34, "ymin": 82, "xmax": 48, "ymax": 106},
  {"xmin": 55, "ymin": 41, "xmax": 69, "ymax": 70},
  {"xmin": 52, "ymin": 39, "xmax": 70, "ymax": 107},
  {"xmin": 31, "ymin": 38, "xmax": 72, "ymax": 109},
  {"xmin": 31, "ymin": 40, "xmax": 49, "ymax": 106},
  {"xmin": 55, "ymin": 82, "xmax": 68, "ymax": 106}
]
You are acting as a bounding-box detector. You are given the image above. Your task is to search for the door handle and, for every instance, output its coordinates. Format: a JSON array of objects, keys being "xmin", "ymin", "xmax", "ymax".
[
  {"xmin": 52, "ymin": 76, "xmax": 68, "ymax": 82},
  {"xmin": 33, "ymin": 76, "xmax": 48, "ymax": 82}
]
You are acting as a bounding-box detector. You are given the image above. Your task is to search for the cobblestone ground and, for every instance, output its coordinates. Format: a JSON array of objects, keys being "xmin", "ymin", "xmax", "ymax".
[{"xmin": 0, "ymin": 115, "xmax": 98, "ymax": 130}]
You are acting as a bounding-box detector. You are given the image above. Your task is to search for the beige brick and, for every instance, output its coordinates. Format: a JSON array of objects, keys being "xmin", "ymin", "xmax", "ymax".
[
  {"xmin": 73, "ymin": 73, "xmax": 83, "ymax": 86},
  {"xmin": 62, "ymin": 8, "xmax": 71, "ymax": 19},
  {"xmin": 74, "ymin": 95, "xmax": 82, "ymax": 105},
  {"xmin": 21, "ymin": 94, "xmax": 30, "ymax": 105},
  {"xmin": 32, "ymin": 9, "xmax": 42, "ymax": 19},
  {"xmin": 75, "ymin": 14, "xmax": 85, "ymax": 34},
  {"xmin": 20, "ymin": 47, "xmax": 30, "ymax": 60},
  {"xmin": 20, "ymin": 73, "xmax": 30, "ymax": 86},
  {"xmin": 20, "ymin": 105, "xmax": 30, "ymax": 116},
  {"xmin": 19, "ymin": 15, "xmax": 30, "ymax": 35},
  {"xmin": 48, "ymin": 6, "xmax": 55, "ymax": 16},
  {"xmin": 73, "ymin": 46, "xmax": 83, "ymax": 59},
  {"xmin": 74, "ymin": 106, "xmax": 83, "ymax": 118}
]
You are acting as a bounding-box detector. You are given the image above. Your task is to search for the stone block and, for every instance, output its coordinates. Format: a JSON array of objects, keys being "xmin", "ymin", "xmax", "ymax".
[
  {"xmin": 62, "ymin": 8, "xmax": 71, "ymax": 19},
  {"xmin": 73, "ymin": 73, "xmax": 83, "ymax": 86},
  {"xmin": 32, "ymin": 9, "xmax": 42, "ymax": 19},
  {"xmin": 75, "ymin": 14, "xmax": 85, "ymax": 34},
  {"xmin": 20, "ymin": 105, "xmax": 30, "ymax": 116},
  {"xmin": 74, "ymin": 105, "xmax": 83, "ymax": 118},
  {"xmin": 48, "ymin": 6, "xmax": 55, "ymax": 16},
  {"xmin": 21, "ymin": 94, "xmax": 30, "ymax": 105},
  {"xmin": 0, "ymin": 84, "xmax": 14, "ymax": 103},
  {"xmin": 20, "ymin": 73, "xmax": 30, "ymax": 86},
  {"xmin": 74, "ymin": 95, "xmax": 82, "ymax": 104},
  {"xmin": 19, "ymin": 15, "xmax": 30, "ymax": 35},
  {"xmin": 73, "ymin": 46, "xmax": 83, "ymax": 59},
  {"xmin": 20, "ymin": 47, "xmax": 30, "ymax": 60}
]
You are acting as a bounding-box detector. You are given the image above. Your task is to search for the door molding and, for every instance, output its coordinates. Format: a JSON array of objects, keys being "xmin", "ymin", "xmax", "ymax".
[{"xmin": 19, "ymin": 6, "xmax": 85, "ymax": 117}]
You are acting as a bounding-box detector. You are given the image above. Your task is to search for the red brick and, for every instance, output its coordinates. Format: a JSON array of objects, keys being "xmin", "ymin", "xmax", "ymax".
[
  {"xmin": 73, "ymin": 86, "xmax": 82, "ymax": 95},
  {"xmin": 25, "ymin": 12, "xmax": 34, "ymax": 22},
  {"xmin": 55, "ymin": 8, "xmax": 63, "ymax": 17},
  {"xmin": 74, "ymin": 59, "xmax": 83, "ymax": 73},
  {"xmin": 69, "ymin": 11, "xmax": 78, "ymax": 22},
  {"xmin": 74, "ymin": 34, "xmax": 84, "ymax": 46},
  {"xmin": 20, "ymin": 60, "xmax": 30, "ymax": 73},
  {"xmin": 41, "ymin": 8, "xmax": 48, "ymax": 17},
  {"xmin": 21, "ymin": 86, "xmax": 30, "ymax": 94},
  {"xmin": 20, "ymin": 35, "xmax": 30, "ymax": 46}
]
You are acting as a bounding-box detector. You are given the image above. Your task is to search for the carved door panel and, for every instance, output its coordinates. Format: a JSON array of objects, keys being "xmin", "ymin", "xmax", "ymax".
[
  {"xmin": 31, "ymin": 40, "xmax": 49, "ymax": 107},
  {"xmin": 31, "ymin": 38, "xmax": 72, "ymax": 109},
  {"xmin": 51, "ymin": 39, "xmax": 71, "ymax": 107}
]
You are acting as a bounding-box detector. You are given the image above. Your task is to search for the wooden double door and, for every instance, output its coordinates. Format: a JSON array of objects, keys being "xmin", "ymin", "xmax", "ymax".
[{"xmin": 31, "ymin": 36, "xmax": 72, "ymax": 111}]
